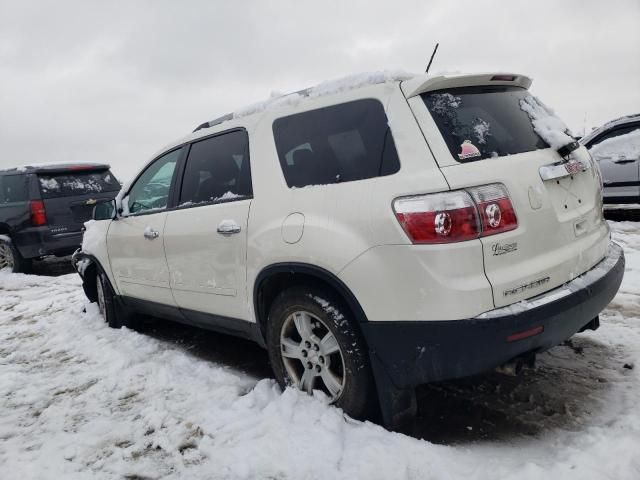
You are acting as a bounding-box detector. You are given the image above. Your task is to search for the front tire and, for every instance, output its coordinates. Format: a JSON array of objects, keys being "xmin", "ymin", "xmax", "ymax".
[
  {"xmin": 0, "ymin": 237, "xmax": 31, "ymax": 273},
  {"xmin": 96, "ymin": 272, "xmax": 123, "ymax": 328},
  {"xmin": 267, "ymin": 287, "xmax": 376, "ymax": 420}
]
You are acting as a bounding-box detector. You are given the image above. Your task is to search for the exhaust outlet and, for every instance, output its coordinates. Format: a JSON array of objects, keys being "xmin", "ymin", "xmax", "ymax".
[{"xmin": 496, "ymin": 353, "xmax": 536, "ymax": 376}]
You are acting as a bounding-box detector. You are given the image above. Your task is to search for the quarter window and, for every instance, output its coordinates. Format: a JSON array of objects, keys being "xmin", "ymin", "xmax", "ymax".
[
  {"xmin": 179, "ymin": 130, "xmax": 252, "ymax": 206},
  {"xmin": 0, "ymin": 175, "xmax": 28, "ymax": 203},
  {"xmin": 272, "ymin": 99, "xmax": 400, "ymax": 188},
  {"xmin": 126, "ymin": 149, "xmax": 180, "ymax": 215}
]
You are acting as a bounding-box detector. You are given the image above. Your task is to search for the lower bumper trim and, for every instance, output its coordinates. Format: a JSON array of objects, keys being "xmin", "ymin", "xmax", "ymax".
[{"xmin": 361, "ymin": 241, "xmax": 625, "ymax": 389}]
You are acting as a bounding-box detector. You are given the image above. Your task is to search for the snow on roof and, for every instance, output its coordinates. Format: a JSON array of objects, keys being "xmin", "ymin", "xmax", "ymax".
[
  {"xmin": 1, "ymin": 162, "xmax": 110, "ymax": 174},
  {"xmin": 196, "ymin": 70, "xmax": 415, "ymax": 131},
  {"xmin": 601, "ymin": 113, "xmax": 640, "ymax": 129}
]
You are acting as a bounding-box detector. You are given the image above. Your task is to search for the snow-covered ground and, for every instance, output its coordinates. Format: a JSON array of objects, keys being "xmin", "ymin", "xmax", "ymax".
[{"xmin": 1, "ymin": 222, "xmax": 639, "ymax": 479}]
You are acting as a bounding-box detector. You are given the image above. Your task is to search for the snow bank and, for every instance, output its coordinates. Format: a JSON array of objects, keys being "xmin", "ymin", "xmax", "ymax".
[
  {"xmin": 2, "ymin": 223, "xmax": 640, "ymax": 479},
  {"xmin": 591, "ymin": 129, "xmax": 640, "ymax": 162},
  {"xmin": 520, "ymin": 95, "xmax": 575, "ymax": 150}
]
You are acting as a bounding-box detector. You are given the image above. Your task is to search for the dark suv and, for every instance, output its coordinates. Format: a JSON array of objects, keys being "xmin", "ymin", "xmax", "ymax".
[{"xmin": 0, "ymin": 163, "xmax": 120, "ymax": 272}]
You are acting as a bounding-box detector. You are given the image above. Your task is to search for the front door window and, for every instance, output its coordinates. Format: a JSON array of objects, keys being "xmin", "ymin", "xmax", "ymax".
[{"xmin": 126, "ymin": 149, "xmax": 180, "ymax": 215}]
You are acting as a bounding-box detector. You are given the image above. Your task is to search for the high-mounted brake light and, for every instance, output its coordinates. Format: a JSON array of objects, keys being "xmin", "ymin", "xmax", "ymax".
[
  {"xmin": 393, "ymin": 183, "xmax": 517, "ymax": 244},
  {"xmin": 490, "ymin": 74, "xmax": 516, "ymax": 81},
  {"xmin": 30, "ymin": 200, "xmax": 47, "ymax": 226},
  {"xmin": 67, "ymin": 165, "xmax": 96, "ymax": 171}
]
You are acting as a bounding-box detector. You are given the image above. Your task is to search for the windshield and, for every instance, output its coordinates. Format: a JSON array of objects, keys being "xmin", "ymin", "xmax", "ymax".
[
  {"xmin": 422, "ymin": 86, "xmax": 549, "ymax": 162},
  {"xmin": 38, "ymin": 170, "xmax": 120, "ymax": 198}
]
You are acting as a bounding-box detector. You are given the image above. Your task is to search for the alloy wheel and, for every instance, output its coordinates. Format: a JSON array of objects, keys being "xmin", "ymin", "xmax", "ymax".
[
  {"xmin": 0, "ymin": 243, "xmax": 15, "ymax": 270},
  {"xmin": 280, "ymin": 310, "xmax": 346, "ymax": 401}
]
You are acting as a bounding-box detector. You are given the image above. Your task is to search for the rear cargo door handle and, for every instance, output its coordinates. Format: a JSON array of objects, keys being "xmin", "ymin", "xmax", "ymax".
[
  {"xmin": 143, "ymin": 228, "xmax": 160, "ymax": 240},
  {"xmin": 613, "ymin": 159, "xmax": 637, "ymax": 164},
  {"xmin": 217, "ymin": 220, "xmax": 241, "ymax": 235}
]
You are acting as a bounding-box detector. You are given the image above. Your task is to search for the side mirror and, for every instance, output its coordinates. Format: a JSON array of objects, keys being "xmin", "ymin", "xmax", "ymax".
[{"xmin": 93, "ymin": 199, "xmax": 117, "ymax": 220}]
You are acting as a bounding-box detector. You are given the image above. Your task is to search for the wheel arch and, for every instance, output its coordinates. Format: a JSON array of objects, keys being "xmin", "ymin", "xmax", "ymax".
[
  {"xmin": 73, "ymin": 252, "xmax": 113, "ymax": 303},
  {"xmin": 253, "ymin": 262, "xmax": 369, "ymax": 344},
  {"xmin": 0, "ymin": 223, "xmax": 12, "ymax": 236}
]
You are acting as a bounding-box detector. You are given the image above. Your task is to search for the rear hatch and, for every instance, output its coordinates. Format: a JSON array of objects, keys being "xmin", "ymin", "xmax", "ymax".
[
  {"xmin": 37, "ymin": 168, "xmax": 120, "ymax": 234},
  {"xmin": 410, "ymin": 79, "xmax": 608, "ymax": 308}
]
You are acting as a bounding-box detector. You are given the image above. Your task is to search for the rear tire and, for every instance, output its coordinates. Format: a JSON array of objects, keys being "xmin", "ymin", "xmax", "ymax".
[
  {"xmin": 96, "ymin": 272, "xmax": 123, "ymax": 328},
  {"xmin": 267, "ymin": 287, "xmax": 376, "ymax": 420},
  {"xmin": 0, "ymin": 237, "xmax": 31, "ymax": 273}
]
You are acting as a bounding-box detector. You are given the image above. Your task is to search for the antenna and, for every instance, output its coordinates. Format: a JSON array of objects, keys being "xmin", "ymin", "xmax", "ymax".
[{"xmin": 425, "ymin": 43, "xmax": 439, "ymax": 74}]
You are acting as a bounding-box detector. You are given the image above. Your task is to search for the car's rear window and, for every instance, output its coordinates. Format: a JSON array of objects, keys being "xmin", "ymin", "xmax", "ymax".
[
  {"xmin": 272, "ymin": 99, "xmax": 400, "ymax": 188},
  {"xmin": 422, "ymin": 86, "xmax": 548, "ymax": 162},
  {"xmin": 38, "ymin": 170, "xmax": 120, "ymax": 198}
]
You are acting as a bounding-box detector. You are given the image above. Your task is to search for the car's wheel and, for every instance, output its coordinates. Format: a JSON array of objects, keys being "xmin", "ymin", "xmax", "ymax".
[
  {"xmin": 96, "ymin": 271, "xmax": 123, "ymax": 328},
  {"xmin": 267, "ymin": 287, "xmax": 376, "ymax": 420},
  {"xmin": 0, "ymin": 236, "xmax": 31, "ymax": 273}
]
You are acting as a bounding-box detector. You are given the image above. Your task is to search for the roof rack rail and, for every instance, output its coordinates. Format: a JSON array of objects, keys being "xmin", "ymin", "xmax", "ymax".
[
  {"xmin": 193, "ymin": 113, "xmax": 234, "ymax": 132},
  {"xmin": 192, "ymin": 86, "xmax": 315, "ymax": 133}
]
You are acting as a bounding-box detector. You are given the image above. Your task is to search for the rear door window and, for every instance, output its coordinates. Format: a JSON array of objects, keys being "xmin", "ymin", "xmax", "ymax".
[
  {"xmin": 272, "ymin": 99, "xmax": 400, "ymax": 188},
  {"xmin": 0, "ymin": 175, "xmax": 28, "ymax": 203},
  {"xmin": 38, "ymin": 170, "xmax": 120, "ymax": 198},
  {"xmin": 178, "ymin": 130, "xmax": 252, "ymax": 206},
  {"xmin": 423, "ymin": 86, "xmax": 548, "ymax": 162}
]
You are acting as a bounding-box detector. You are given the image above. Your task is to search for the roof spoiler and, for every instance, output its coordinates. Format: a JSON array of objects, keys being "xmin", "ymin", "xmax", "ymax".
[
  {"xmin": 400, "ymin": 73, "xmax": 532, "ymax": 98},
  {"xmin": 18, "ymin": 163, "xmax": 111, "ymax": 175}
]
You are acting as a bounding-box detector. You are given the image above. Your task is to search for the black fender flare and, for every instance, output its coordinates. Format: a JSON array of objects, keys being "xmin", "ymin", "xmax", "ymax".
[
  {"xmin": 253, "ymin": 262, "xmax": 369, "ymax": 334},
  {"xmin": 71, "ymin": 250, "xmax": 114, "ymax": 303}
]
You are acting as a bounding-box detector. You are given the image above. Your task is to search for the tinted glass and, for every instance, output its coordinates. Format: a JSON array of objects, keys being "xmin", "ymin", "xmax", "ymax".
[
  {"xmin": 38, "ymin": 170, "xmax": 120, "ymax": 198},
  {"xmin": 127, "ymin": 149, "xmax": 180, "ymax": 214},
  {"xmin": 423, "ymin": 86, "xmax": 548, "ymax": 162},
  {"xmin": 588, "ymin": 124, "xmax": 640, "ymax": 148},
  {"xmin": 179, "ymin": 130, "xmax": 252, "ymax": 206},
  {"xmin": 272, "ymin": 99, "xmax": 400, "ymax": 188},
  {"xmin": 0, "ymin": 175, "xmax": 28, "ymax": 203}
]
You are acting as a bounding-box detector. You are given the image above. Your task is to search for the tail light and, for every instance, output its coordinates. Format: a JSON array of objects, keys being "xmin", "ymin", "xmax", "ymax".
[
  {"xmin": 30, "ymin": 200, "xmax": 47, "ymax": 226},
  {"xmin": 393, "ymin": 183, "xmax": 517, "ymax": 244},
  {"xmin": 468, "ymin": 184, "xmax": 518, "ymax": 236}
]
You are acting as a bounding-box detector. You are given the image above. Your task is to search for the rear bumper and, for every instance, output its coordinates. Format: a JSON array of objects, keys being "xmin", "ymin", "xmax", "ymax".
[
  {"xmin": 13, "ymin": 227, "xmax": 83, "ymax": 259},
  {"xmin": 361, "ymin": 241, "xmax": 625, "ymax": 389}
]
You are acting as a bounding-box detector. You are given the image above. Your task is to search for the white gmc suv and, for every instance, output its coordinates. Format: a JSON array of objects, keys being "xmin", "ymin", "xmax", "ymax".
[{"xmin": 73, "ymin": 71, "xmax": 625, "ymax": 428}]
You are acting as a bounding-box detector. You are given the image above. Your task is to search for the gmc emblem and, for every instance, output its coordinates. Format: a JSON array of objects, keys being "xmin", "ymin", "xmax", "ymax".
[{"xmin": 564, "ymin": 160, "xmax": 584, "ymax": 175}]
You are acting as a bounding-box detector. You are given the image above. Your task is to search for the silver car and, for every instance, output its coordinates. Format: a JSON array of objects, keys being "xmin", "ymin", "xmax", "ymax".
[{"xmin": 581, "ymin": 114, "xmax": 640, "ymax": 204}]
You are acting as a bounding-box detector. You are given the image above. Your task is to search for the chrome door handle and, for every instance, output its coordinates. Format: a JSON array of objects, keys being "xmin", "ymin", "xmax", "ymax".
[
  {"xmin": 217, "ymin": 221, "xmax": 241, "ymax": 235},
  {"xmin": 143, "ymin": 228, "xmax": 160, "ymax": 240}
]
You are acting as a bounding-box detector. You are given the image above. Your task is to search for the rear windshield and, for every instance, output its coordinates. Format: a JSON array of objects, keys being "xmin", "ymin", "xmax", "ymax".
[
  {"xmin": 422, "ymin": 86, "xmax": 548, "ymax": 162},
  {"xmin": 38, "ymin": 170, "xmax": 120, "ymax": 198}
]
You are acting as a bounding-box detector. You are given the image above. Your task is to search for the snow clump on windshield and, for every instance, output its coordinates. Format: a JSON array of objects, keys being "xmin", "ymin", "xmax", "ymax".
[{"xmin": 520, "ymin": 95, "xmax": 575, "ymax": 150}]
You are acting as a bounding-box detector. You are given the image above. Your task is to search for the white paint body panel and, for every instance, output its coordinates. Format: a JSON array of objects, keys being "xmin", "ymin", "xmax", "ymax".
[
  {"xmin": 86, "ymin": 71, "xmax": 608, "ymax": 327},
  {"xmin": 106, "ymin": 212, "xmax": 175, "ymax": 305},
  {"xmin": 163, "ymin": 200, "xmax": 251, "ymax": 319}
]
